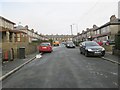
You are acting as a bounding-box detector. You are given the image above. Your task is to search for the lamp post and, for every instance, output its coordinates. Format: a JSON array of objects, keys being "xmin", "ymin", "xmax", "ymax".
[
  {"xmin": 72, "ymin": 23, "xmax": 78, "ymax": 35},
  {"xmin": 70, "ymin": 25, "xmax": 73, "ymax": 41},
  {"xmin": 70, "ymin": 25, "xmax": 73, "ymax": 35},
  {"xmin": 72, "ymin": 24, "xmax": 79, "ymax": 45},
  {"xmin": 70, "ymin": 24, "xmax": 79, "ymax": 42}
]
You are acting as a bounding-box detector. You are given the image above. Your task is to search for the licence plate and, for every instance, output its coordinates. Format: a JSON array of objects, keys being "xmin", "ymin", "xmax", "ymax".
[
  {"xmin": 95, "ymin": 52, "xmax": 101, "ymax": 54},
  {"xmin": 42, "ymin": 47, "xmax": 47, "ymax": 49}
]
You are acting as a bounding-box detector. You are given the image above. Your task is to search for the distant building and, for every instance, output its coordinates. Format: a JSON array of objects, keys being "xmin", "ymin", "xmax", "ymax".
[{"xmin": 45, "ymin": 34, "xmax": 75, "ymax": 42}]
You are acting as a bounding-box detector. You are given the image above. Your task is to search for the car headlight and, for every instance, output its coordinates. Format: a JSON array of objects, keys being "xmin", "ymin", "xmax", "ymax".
[
  {"xmin": 67, "ymin": 44, "xmax": 69, "ymax": 46},
  {"xmin": 102, "ymin": 48, "xmax": 105, "ymax": 51},
  {"xmin": 88, "ymin": 49, "xmax": 93, "ymax": 51}
]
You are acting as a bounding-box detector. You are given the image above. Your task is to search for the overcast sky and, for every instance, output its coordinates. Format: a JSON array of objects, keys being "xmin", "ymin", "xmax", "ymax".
[{"xmin": 0, "ymin": 0, "xmax": 119, "ymax": 35}]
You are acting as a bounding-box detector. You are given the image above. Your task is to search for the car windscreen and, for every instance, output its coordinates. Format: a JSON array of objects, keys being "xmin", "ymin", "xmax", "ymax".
[
  {"xmin": 67, "ymin": 42, "xmax": 74, "ymax": 44},
  {"xmin": 85, "ymin": 42, "xmax": 99, "ymax": 46},
  {"xmin": 40, "ymin": 43, "xmax": 50, "ymax": 46}
]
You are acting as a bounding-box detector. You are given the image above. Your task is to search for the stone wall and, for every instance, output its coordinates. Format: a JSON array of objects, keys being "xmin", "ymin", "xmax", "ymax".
[
  {"xmin": 112, "ymin": 49, "xmax": 120, "ymax": 56},
  {"xmin": 2, "ymin": 42, "xmax": 38, "ymax": 59},
  {"xmin": 103, "ymin": 45, "xmax": 114, "ymax": 52}
]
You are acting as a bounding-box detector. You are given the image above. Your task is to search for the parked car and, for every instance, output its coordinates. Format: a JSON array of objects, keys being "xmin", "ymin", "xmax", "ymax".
[
  {"xmin": 61, "ymin": 42, "xmax": 66, "ymax": 45},
  {"xmin": 66, "ymin": 41, "xmax": 75, "ymax": 48},
  {"xmin": 97, "ymin": 40, "xmax": 103, "ymax": 46},
  {"xmin": 53, "ymin": 41, "xmax": 60, "ymax": 46},
  {"xmin": 106, "ymin": 40, "xmax": 115, "ymax": 45},
  {"xmin": 79, "ymin": 41, "xmax": 105, "ymax": 57},
  {"xmin": 39, "ymin": 42, "xmax": 53, "ymax": 53},
  {"xmin": 102, "ymin": 40, "xmax": 108, "ymax": 45}
]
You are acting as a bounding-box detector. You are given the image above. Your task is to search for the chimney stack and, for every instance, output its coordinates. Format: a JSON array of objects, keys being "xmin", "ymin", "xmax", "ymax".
[{"xmin": 110, "ymin": 15, "xmax": 116, "ymax": 22}]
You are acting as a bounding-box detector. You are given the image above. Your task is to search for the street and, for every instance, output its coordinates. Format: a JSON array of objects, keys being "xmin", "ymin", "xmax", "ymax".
[{"xmin": 2, "ymin": 44, "xmax": 118, "ymax": 88}]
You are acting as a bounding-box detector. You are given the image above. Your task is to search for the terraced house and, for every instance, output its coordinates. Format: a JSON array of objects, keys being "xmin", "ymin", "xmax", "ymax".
[
  {"xmin": 73, "ymin": 15, "xmax": 120, "ymax": 52},
  {"xmin": 0, "ymin": 16, "xmax": 46, "ymax": 61},
  {"xmin": 73, "ymin": 15, "xmax": 120, "ymax": 43},
  {"xmin": 92, "ymin": 15, "xmax": 120, "ymax": 42},
  {"xmin": 45, "ymin": 34, "xmax": 74, "ymax": 42}
]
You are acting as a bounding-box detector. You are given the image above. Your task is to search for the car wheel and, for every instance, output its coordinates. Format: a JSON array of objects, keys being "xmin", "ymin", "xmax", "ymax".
[
  {"xmin": 85, "ymin": 51, "xmax": 89, "ymax": 57},
  {"xmin": 101, "ymin": 54, "xmax": 105, "ymax": 57},
  {"xmin": 80, "ymin": 51, "xmax": 82, "ymax": 54}
]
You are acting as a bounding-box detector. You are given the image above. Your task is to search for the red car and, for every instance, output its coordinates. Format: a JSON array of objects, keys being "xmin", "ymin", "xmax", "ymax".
[
  {"xmin": 39, "ymin": 42, "xmax": 53, "ymax": 53},
  {"xmin": 97, "ymin": 41, "xmax": 103, "ymax": 46}
]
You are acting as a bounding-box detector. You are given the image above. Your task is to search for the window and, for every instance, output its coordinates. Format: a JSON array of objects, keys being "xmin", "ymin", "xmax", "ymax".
[
  {"xmin": 16, "ymin": 34, "xmax": 20, "ymax": 42},
  {"xmin": 96, "ymin": 30, "xmax": 99, "ymax": 34},
  {"xmin": 101, "ymin": 26, "xmax": 110, "ymax": 34}
]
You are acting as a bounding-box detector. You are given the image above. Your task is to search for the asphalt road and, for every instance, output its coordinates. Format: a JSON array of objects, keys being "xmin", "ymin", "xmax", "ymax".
[{"xmin": 2, "ymin": 44, "xmax": 118, "ymax": 88}]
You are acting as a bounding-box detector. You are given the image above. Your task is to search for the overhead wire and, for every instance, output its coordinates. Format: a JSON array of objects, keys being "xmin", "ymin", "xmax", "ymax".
[{"xmin": 76, "ymin": 0, "xmax": 118, "ymax": 33}]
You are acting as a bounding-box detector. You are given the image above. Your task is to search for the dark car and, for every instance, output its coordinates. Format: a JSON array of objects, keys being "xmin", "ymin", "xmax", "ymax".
[
  {"xmin": 79, "ymin": 41, "xmax": 105, "ymax": 57},
  {"xmin": 66, "ymin": 41, "xmax": 75, "ymax": 48}
]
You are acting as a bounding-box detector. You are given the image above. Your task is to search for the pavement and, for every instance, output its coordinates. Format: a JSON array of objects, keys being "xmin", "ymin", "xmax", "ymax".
[
  {"xmin": 1, "ymin": 52, "xmax": 39, "ymax": 80},
  {"xmin": 2, "ymin": 45, "xmax": 118, "ymax": 88},
  {"xmin": 101, "ymin": 52, "xmax": 119, "ymax": 65}
]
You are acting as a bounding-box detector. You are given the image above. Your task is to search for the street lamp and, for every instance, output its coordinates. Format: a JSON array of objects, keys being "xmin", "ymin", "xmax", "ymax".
[
  {"xmin": 72, "ymin": 24, "xmax": 79, "ymax": 45},
  {"xmin": 70, "ymin": 25, "xmax": 74, "ymax": 41},
  {"xmin": 70, "ymin": 25, "xmax": 73, "ymax": 35},
  {"xmin": 70, "ymin": 24, "xmax": 79, "ymax": 42},
  {"xmin": 73, "ymin": 23, "xmax": 78, "ymax": 35}
]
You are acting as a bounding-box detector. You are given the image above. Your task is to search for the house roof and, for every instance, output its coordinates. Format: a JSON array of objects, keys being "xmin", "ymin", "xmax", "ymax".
[
  {"xmin": 0, "ymin": 27, "xmax": 27, "ymax": 34},
  {"xmin": 93, "ymin": 18, "xmax": 120, "ymax": 31},
  {"xmin": 14, "ymin": 25, "xmax": 27, "ymax": 30},
  {"xmin": 92, "ymin": 32, "xmax": 111, "ymax": 38},
  {"xmin": 11, "ymin": 30, "xmax": 27, "ymax": 34},
  {"xmin": 0, "ymin": 16, "xmax": 16, "ymax": 25}
]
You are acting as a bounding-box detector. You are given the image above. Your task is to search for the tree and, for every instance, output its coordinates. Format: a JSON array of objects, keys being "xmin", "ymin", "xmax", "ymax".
[{"xmin": 49, "ymin": 39, "xmax": 53, "ymax": 45}]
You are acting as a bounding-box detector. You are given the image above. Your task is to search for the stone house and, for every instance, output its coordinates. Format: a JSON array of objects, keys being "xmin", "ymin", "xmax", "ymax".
[
  {"xmin": 0, "ymin": 16, "xmax": 42, "ymax": 60},
  {"xmin": 92, "ymin": 15, "xmax": 120, "ymax": 41},
  {"xmin": 81, "ymin": 30, "xmax": 87, "ymax": 41},
  {"xmin": 45, "ymin": 34, "xmax": 74, "ymax": 42},
  {"xmin": 0, "ymin": 16, "xmax": 29, "ymax": 60},
  {"xmin": 74, "ymin": 15, "xmax": 120, "ymax": 52}
]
